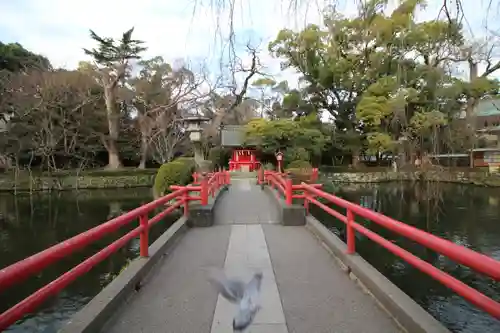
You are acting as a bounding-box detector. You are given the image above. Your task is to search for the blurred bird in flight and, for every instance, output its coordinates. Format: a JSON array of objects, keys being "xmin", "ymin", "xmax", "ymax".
[{"xmin": 208, "ymin": 269, "xmax": 263, "ymax": 331}]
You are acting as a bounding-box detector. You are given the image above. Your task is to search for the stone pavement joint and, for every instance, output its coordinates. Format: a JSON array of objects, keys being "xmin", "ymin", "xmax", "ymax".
[
  {"xmin": 214, "ymin": 178, "xmax": 281, "ymax": 225},
  {"xmin": 210, "ymin": 225, "xmax": 288, "ymax": 333},
  {"xmin": 262, "ymin": 224, "xmax": 400, "ymax": 333}
]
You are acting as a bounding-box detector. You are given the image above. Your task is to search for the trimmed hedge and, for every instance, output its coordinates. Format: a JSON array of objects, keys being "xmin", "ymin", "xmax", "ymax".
[
  {"xmin": 264, "ymin": 162, "xmax": 275, "ymax": 170},
  {"xmin": 286, "ymin": 160, "xmax": 312, "ymax": 170},
  {"xmin": 153, "ymin": 157, "xmax": 195, "ymax": 197},
  {"xmin": 208, "ymin": 147, "xmax": 231, "ymax": 168},
  {"xmin": 286, "ymin": 160, "xmax": 313, "ymax": 183}
]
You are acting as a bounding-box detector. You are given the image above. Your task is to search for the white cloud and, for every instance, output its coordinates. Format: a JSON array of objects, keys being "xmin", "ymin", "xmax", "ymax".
[
  {"xmin": 2, "ymin": 0, "xmax": 498, "ymax": 126},
  {"xmin": 0, "ymin": 0, "xmax": 498, "ymax": 83}
]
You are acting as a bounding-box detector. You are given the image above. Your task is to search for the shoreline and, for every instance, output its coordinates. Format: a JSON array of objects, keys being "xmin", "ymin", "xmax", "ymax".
[
  {"xmin": 321, "ymin": 170, "xmax": 500, "ymax": 187},
  {"xmin": 0, "ymin": 169, "xmax": 499, "ymax": 192},
  {"xmin": 0, "ymin": 170, "xmax": 157, "ymax": 192}
]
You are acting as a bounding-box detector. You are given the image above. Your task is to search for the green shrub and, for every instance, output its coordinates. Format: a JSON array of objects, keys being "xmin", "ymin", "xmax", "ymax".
[
  {"xmin": 286, "ymin": 160, "xmax": 312, "ymax": 170},
  {"xmin": 209, "ymin": 147, "xmax": 231, "ymax": 168},
  {"xmin": 284, "ymin": 147, "xmax": 310, "ymax": 164},
  {"xmin": 286, "ymin": 160, "xmax": 313, "ymax": 183},
  {"xmin": 153, "ymin": 157, "xmax": 195, "ymax": 197},
  {"xmin": 264, "ymin": 163, "xmax": 275, "ymax": 170},
  {"xmin": 174, "ymin": 156, "xmax": 195, "ymax": 167}
]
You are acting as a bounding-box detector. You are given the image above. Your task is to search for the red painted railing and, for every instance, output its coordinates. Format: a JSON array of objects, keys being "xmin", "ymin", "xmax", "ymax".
[
  {"xmin": 229, "ymin": 161, "xmax": 261, "ymax": 172},
  {"xmin": 259, "ymin": 169, "xmax": 320, "ymax": 205},
  {"xmin": 262, "ymin": 170, "xmax": 500, "ymax": 320},
  {"xmin": 0, "ymin": 170, "xmax": 230, "ymax": 331}
]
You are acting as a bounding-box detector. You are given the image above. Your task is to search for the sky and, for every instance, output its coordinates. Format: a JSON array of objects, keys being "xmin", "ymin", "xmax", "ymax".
[{"xmin": 0, "ymin": 0, "xmax": 499, "ymax": 91}]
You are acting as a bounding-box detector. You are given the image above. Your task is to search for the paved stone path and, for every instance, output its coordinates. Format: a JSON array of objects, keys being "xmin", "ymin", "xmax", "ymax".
[
  {"xmin": 104, "ymin": 179, "xmax": 400, "ymax": 333},
  {"xmin": 211, "ymin": 224, "xmax": 288, "ymax": 333}
]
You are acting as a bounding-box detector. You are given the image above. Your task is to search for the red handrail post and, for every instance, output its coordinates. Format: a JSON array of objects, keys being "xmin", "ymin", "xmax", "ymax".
[
  {"xmin": 303, "ymin": 192, "xmax": 310, "ymax": 215},
  {"xmin": 193, "ymin": 172, "xmax": 198, "ymax": 184},
  {"xmin": 285, "ymin": 177, "xmax": 293, "ymax": 206},
  {"xmin": 139, "ymin": 214, "xmax": 149, "ymax": 257},
  {"xmin": 311, "ymin": 168, "xmax": 318, "ymax": 182},
  {"xmin": 182, "ymin": 189, "xmax": 189, "ymax": 216},
  {"xmin": 257, "ymin": 167, "xmax": 262, "ymax": 184},
  {"xmin": 346, "ymin": 209, "xmax": 355, "ymax": 254},
  {"xmin": 217, "ymin": 169, "xmax": 221, "ymax": 189},
  {"xmin": 201, "ymin": 173, "xmax": 209, "ymax": 205}
]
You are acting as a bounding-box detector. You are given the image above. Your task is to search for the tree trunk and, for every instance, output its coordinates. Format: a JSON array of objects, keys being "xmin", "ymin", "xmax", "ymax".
[
  {"xmin": 351, "ymin": 150, "xmax": 360, "ymax": 167},
  {"xmin": 107, "ymin": 142, "xmax": 122, "ymax": 169},
  {"xmin": 138, "ymin": 136, "xmax": 148, "ymax": 169},
  {"xmin": 137, "ymin": 112, "xmax": 151, "ymax": 169},
  {"xmin": 466, "ymin": 59, "xmax": 479, "ymax": 161},
  {"xmin": 204, "ymin": 108, "xmax": 226, "ymax": 142},
  {"xmin": 104, "ymin": 85, "xmax": 122, "ymax": 169},
  {"xmin": 466, "ymin": 59, "xmax": 479, "ymax": 117}
]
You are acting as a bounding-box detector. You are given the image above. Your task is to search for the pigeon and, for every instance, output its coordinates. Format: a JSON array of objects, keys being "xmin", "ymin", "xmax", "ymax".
[
  {"xmin": 207, "ymin": 268, "xmax": 246, "ymax": 303},
  {"xmin": 208, "ymin": 269, "xmax": 263, "ymax": 331},
  {"xmin": 233, "ymin": 271, "xmax": 263, "ymax": 331}
]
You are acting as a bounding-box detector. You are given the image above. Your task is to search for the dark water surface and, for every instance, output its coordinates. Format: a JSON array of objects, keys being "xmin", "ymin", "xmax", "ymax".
[
  {"xmin": 0, "ymin": 188, "xmax": 179, "ymax": 333},
  {"xmin": 312, "ymin": 180, "xmax": 500, "ymax": 333}
]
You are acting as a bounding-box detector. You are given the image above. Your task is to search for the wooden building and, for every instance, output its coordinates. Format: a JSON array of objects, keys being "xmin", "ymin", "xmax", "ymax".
[{"xmin": 456, "ymin": 98, "xmax": 500, "ymax": 169}]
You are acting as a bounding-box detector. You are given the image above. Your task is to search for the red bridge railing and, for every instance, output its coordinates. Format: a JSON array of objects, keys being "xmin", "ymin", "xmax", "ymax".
[
  {"xmin": 0, "ymin": 170, "xmax": 230, "ymax": 331},
  {"xmin": 261, "ymin": 169, "xmax": 500, "ymax": 320},
  {"xmin": 259, "ymin": 168, "xmax": 320, "ymax": 205}
]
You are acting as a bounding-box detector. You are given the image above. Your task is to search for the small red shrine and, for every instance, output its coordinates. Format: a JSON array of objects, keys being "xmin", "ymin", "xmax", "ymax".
[
  {"xmin": 220, "ymin": 124, "xmax": 261, "ymax": 172},
  {"xmin": 228, "ymin": 149, "xmax": 260, "ymax": 172}
]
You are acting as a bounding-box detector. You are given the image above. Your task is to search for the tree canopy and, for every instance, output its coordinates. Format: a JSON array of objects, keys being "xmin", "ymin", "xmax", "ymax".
[
  {"xmin": 267, "ymin": 0, "xmax": 500, "ymax": 164},
  {"xmin": 0, "ymin": 0, "xmax": 499, "ymax": 173},
  {"xmin": 244, "ymin": 114, "xmax": 328, "ymax": 163},
  {"xmin": 0, "ymin": 42, "xmax": 51, "ymax": 72}
]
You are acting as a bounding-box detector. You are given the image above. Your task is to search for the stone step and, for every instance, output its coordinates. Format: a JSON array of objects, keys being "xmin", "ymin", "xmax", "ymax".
[{"xmin": 230, "ymin": 171, "xmax": 257, "ymax": 178}]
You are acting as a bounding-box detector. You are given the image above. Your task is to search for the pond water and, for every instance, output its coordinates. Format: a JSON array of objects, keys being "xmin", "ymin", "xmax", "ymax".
[
  {"xmin": 312, "ymin": 180, "xmax": 500, "ymax": 333},
  {"xmin": 0, "ymin": 187, "xmax": 179, "ymax": 333}
]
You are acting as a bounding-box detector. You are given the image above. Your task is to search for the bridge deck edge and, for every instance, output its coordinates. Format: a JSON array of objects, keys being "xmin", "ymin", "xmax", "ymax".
[
  {"xmin": 305, "ymin": 215, "xmax": 451, "ymax": 333},
  {"xmin": 58, "ymin": 216, "xmax": 188, "ymax": 333}
]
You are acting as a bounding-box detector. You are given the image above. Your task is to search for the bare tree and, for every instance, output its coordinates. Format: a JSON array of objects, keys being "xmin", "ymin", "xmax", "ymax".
[
  {"xmin": 2, "ymin": 70, "xmax": 104, "ymax": 172},
  {"xmin": 203, "ymin": 45, "xmax": 265, "ymax": 142},
  {"xmin": 129, "ymin": 57, "xmax": 211, "ymax": 167}
]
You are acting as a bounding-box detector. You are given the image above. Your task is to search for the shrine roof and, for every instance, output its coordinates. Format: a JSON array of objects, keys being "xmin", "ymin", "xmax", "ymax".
[{"xmin": 220, "ymin": 125, "xmax": 257, "ymax": 147}]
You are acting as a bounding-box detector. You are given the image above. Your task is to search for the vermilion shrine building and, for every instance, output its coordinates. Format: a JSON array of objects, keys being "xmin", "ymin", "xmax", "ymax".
[{"xmin": 220, "ymin": 125, "xmax": 261, "ymax": 172}]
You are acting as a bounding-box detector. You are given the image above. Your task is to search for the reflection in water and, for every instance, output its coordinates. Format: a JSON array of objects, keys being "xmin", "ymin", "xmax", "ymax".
[
  {"xmin": 0, "ymin": 188, "xmax": 179, "ymax": 333},
  {"xmin": 312, "ymin": 181, "xmax": 500, "ymax": 333}
]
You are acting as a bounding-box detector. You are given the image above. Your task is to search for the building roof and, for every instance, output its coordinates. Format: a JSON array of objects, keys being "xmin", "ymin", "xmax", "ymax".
[
  {"xmin": 220, "ymin": 125, "xmax": 257, "ymax": 147},
  {"xmin": 471, "ymin": 147, "xmax": 500, "ymax": 152},
  {"xmin": 475, "ymin": 98, "xmax": 500, "ymax": 117},
  {"xmin": 477, "ymin": 125, "xmax": 500, "ymax": 133}
]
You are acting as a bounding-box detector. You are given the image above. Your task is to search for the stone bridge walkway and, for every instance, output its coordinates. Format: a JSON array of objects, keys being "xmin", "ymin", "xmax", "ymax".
[{"xmin": 102, "ymin": 179, "xmax": 400, "ymax": 333}]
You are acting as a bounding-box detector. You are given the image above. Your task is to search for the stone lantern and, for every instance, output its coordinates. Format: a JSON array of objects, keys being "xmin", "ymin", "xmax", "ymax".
[{"xmin": 180, "ymin": 115, "xmax": 210, "ymax": 171}]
